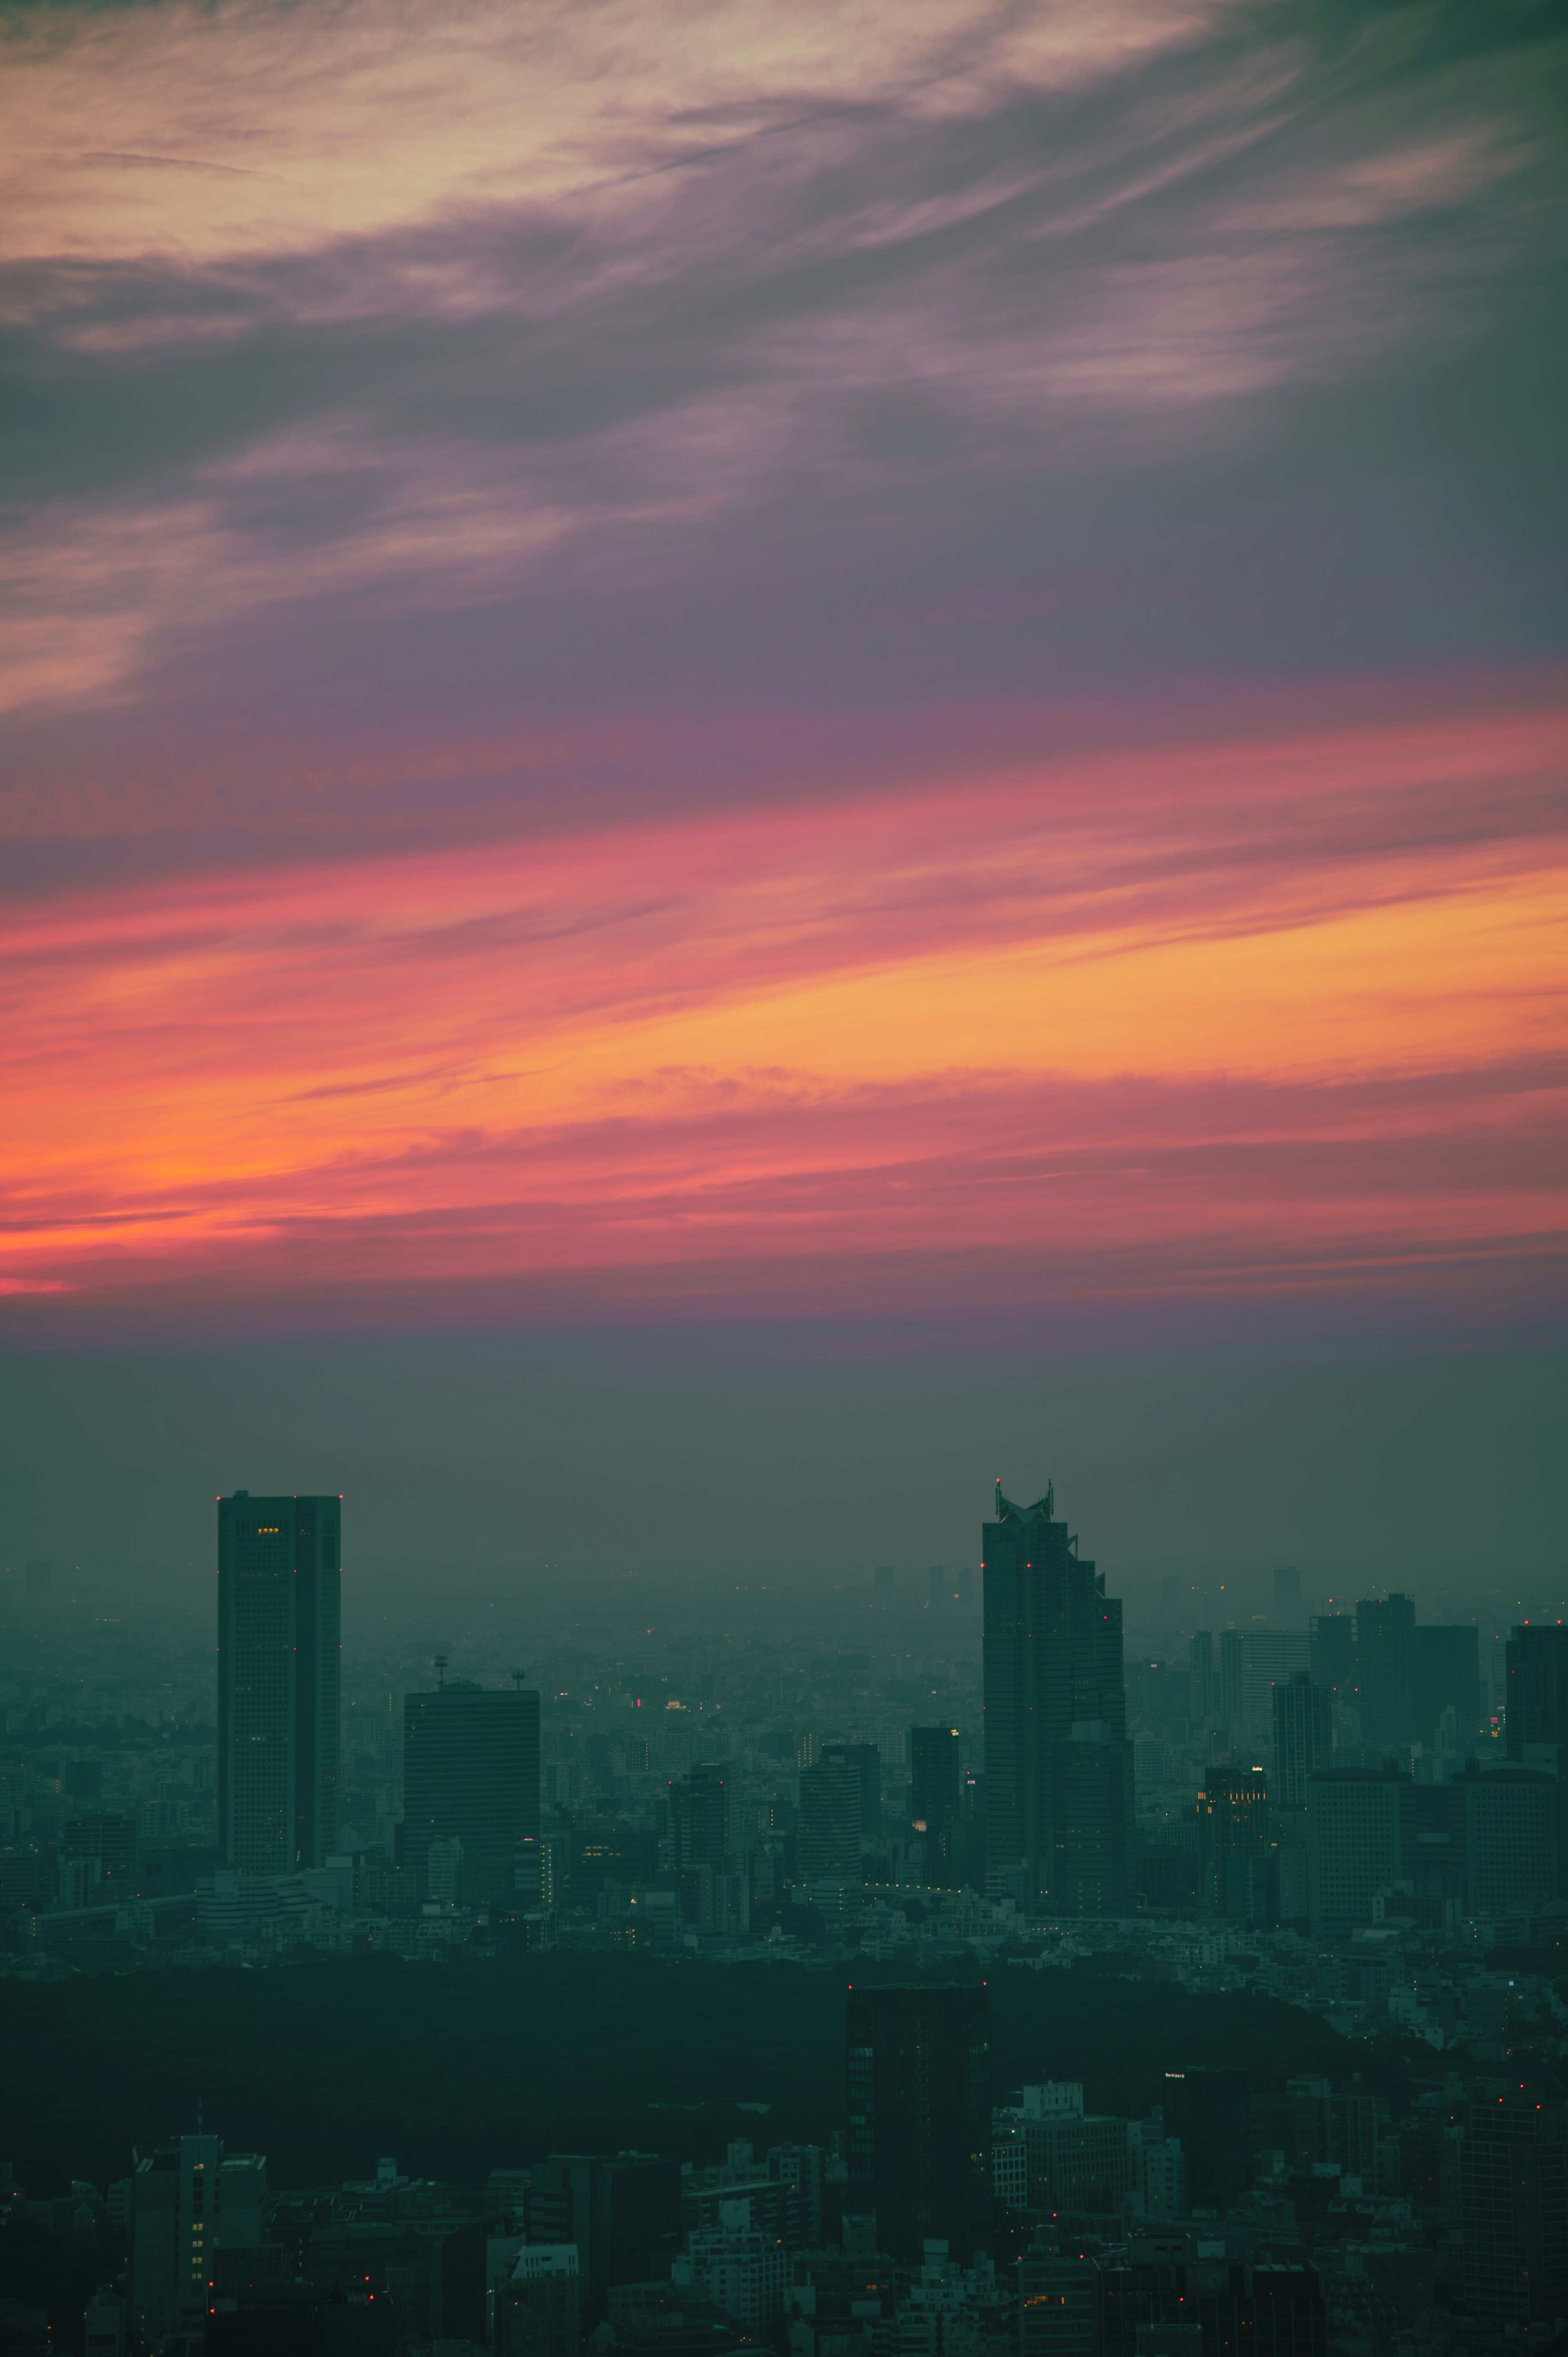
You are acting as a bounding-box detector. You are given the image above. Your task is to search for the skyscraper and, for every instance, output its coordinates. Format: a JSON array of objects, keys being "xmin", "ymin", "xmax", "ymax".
[
  {"xmin": 846, "ymin": 1983, "xmax": 990, "ymax": 2261},
  {"xmin": 129, "ymin": 2134, "xmax": 266, "ymax": 2351},
  {"xmin": 1507, "ymin": 1626, "xmax": 1568, "ymax": 1755},
  {"xmin": 669, "ymin": 1761, "xmax": 729, "ymax": 1870},
  {"xmin": 1195, "ymin": 1765, "xmax": 1269, "ymax": 1918},
  {"xmin": 1461, "ymin": 2096, "xmax": 1568, "ymax": 2325},
  {"xmin": 1355, "ymin": 1594, "xmax": 1417, "ymax": 1750},
  {"xmin": 910, "ymin": 1724, "xmax": 963, "ymax": 1891},
  {"xmin": 1188, "ymin": 1632, "xmax": 1216, "ymax": 1725},
  {"xmin": 217, "ymin": 1491, "xmax": 341, "ymax": 1873},
  {"xmin": 797, "ymin": 1757, "xmax": 863, "ymax": 1887},
  {"xmin": 1307, "ymin": 1766, "xmax": 1410, "ymax": 1934},
  {"xmin": 403, "ymin": 1675, "xmax": 541, "ymax": 1902},
  {"xmin": 982, "ymin": 1480, "xmax": 1131, "ymax": 1907},
  {"xmin": 1309, "ymin": 1613, "xmax": 1356, "ymax": 1699},
  {"xmin": 1273, "ymin": 1672, "xmax": 1332, "ymax": 1810},
  {"xmin": 820, "ymin": 1741, "xmax": 881, "ymax": 1838},
  {"xmin": 909, "ymin": 1726, "xmax": 960, "ymax": 1831}
]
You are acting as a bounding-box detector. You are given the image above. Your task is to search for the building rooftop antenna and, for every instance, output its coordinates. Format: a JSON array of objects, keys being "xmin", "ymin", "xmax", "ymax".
[
  {"xmin": 510, "ymin": 1666, "xmax": 527, "ymax": 1690},
  {"xmin": 434, "ymin": 1653, "xmax": 448, "ymax": 1690}
]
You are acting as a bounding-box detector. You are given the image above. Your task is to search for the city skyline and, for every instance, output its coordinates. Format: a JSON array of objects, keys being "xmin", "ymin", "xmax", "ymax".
[{"xmin": 1, "ymin": 3, "xmax": 1564, "ymax": 2343}]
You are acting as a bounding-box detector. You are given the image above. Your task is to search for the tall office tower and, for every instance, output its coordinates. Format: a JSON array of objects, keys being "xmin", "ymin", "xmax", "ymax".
[
  {"xmin": 1355, "ymin": 1594, "xmax": 1417, "ymax": 1750},
  {"xmin": 910, "ymin": 1726, "xmax": 961, "ymax": 1832},
  {"xmin": 129, "ymin": 2134, "xmax": 266, "ymax": 2352},
  {"xmin": 1195, "ymin": 1766, "xmax": 1269, "ymax": 1918},
  {"xmin": 1459, "ymin": 1764, "xmax": 1560, "ymax": 1915},
  {"xmin": 1273, "ymin": 1673, "xmax": 1332, "ymax": 1810},
  {"xmin": 217, "ymin": 1491, "xmax": 341, "ymax": 1874},
  {"xmin": 797, "ymin": 1757, "xmax": 863, "ymax": 1887},
  {"xmin": 1309, "ymin": 1613, "xmax": 1356, "ymax": 1698},
  {"xmin": 911, "ymin": 1724, "xmax": 963, "ymax": 1891},
  {"xmin": 1188, "ymin": 1632, "xmax": 1216, "ymax": 1725},
  {"xmin": 1218, "ymin": 1630, "xmax": 1245, "ymax": 1730},
  {"xmin": 669, "ymin": 1761, "xmax": 729, "ymax": 1869},
  {"xmin": 1160, "ymin": 2071, "xmax": 1250, "ymax": 2213},
  {"xmin": 820, "ymin": 1742, "xmax": 881, "ymax": 1838},
  {"xmin": 982, "ymin": 1481, "xmax": 1131, "ymax": 1908},
  {"xmin": 1507, "ymin": 1626, "xmax": 1568, "ymax": 1756},
  {"xmin": 1051, "ymin": 1732, "xmax": 1134, "ymax": 1916},
  {"xmin": 402, "ymin": 1676, "xmax": 541, "ymax": 1902},
  {"xmin": 1239, "ymin": 1632, "xmax": 1310, "ymax": 1737},
  {"xmin": 846, "ymin": 1984, "xmax": 990, "ymax": 2261},
  {"xmin": 1271, "ymin": 1565, "xmax": 1302, "ymax": 1622},
  {"xmin": 1460, "ymin": 2095, "xmax": 1568, "ymax": 2326},
  {"xmin": 1306, "ymin": 1766, "xmax": 1410, "ymax": 1934}
]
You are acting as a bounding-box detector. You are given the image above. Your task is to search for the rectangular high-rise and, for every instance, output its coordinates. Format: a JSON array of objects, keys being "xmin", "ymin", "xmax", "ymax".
[
  {"xmin": 1273, "ymin": 1672, "xmax": 1332, "ymax": 1810},
  {"xmin": 797, "ymin": 1756, "xmax": 863, "ymax": 1887},
  {"xmin": 403, "ymin": 1677, "xmax": 542, "ymax": 1901},
  {"xmin": 846, "ymin": 1983, "xmax": 990, "ymax": 2261},
  {"xmin": 982, "ymin": 1480, "xmax": 1131, "ymax": 1907},
  {"xmin": 1355, "ymin": 1594, "xmax": 1417, "ymax": 1750},
  {"xmin": 1507, "ymin": 1625, "xmax": 1568, "ymax": 1756},
  {"xmin": 217, "ymin": 1491, "xmax": 341, "ymax": 1873}
]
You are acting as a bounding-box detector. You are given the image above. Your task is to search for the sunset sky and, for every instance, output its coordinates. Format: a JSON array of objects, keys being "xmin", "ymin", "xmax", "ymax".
[{"xmin": 3, "ymin": 0, "xmax": 1564, "ymax": 1575}]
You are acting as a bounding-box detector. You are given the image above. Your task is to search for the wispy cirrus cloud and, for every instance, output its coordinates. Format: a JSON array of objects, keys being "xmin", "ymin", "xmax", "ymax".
[{"xmin": 1, "ymin": 0, "xmax": 1564, "ymax": 1347}]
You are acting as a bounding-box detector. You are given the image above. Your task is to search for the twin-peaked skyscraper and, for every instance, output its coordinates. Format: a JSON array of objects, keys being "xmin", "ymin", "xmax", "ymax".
[
  {"xmin": 982, "ymin": 1479, "xmax": 1132, "ymax": 1913},
  {"xmin": 216, "ymin": 1491, "xmax": 342, "ymax": 1873}
]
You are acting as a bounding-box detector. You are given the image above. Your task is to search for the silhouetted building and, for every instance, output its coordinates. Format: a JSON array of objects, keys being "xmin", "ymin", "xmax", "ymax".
[
  {"xmin": 1307, "ymin": 1766, "xmax": 1410, "ymax": 1933},
  {"xmin": 1162, "ymin": 2070, "xmax": 1250, "ymax": 2213},
  {"xmin": 129, "ymin": 2134, "xmax": 266, "ymax": 2351},
  {"xmin": 846, "ymin": 1983, "xmax": 990, "ymax": 2261},
  {"xmin": 1187, "ymin": 1633, "xmax": 1215, "ymax": 1726},
  {"xmin": 62, "ymin": 1812, "xmax": 138, "ymax": 1890},
  {"xmin": 526, "ymin": 2156, "xmax": 680, "ymax": 2306},
  {"xmin": 670, "ymin": 1763, "xmax": 730, "ymax": 1870},
  {"xmin": 819, "ymin": 1743, "xmax": 881, "ymax": 1840},
  {"xmin": 1195, "ymin": 1766, "xmax": 1269, "ymax": 1919},
  {"xmin": 910, "ymin": 1727, "xmax": 960, "ymax": 1834},
  {"xmin": 495, "ymin": 2244, "xmax": 580, "ymax": 2357},
  {"xmin": 1273, "ymin": 1674, "xmax": 1332, "ymax": 1811},
  {"xmin": 1461, "ymin": 2095, "xmax": 1568, "ymax": 2324},
  {"xmin": 982, "ymin": 1481, "xmax": 1130, "ymax": 1909},
  {"xmin": 797, "ymin": 1758, "xmax": 863, "ymax": 1888},
  {"xmin": 1051, "ymin": 1728, "xmax": 1134, "ymax": 1916},
  {"xmin": 910, "ymin": 1725, "xmax": 962, "ymax": 1889},
  {"xmin": 1507, "ymin": 1625, "xmax": 1568, "ymax": 1756},
  {"xmin": 1459, "ymin": 1763, "xmax": 1560, "ymax": 1915},
  {"xmin": 217, "ymin": 1492, "xmax": 341, "ymax": 1873},
  {"xmin": 403, "ymin": 1676, "xmax": 541, "ymax": 1902},
  {"xmin": 1218, "ymin": 1630, "xmax": 1245, "ymax": 1731},
  {"xmin": 1355, "ymin": 1594, "xmax": 1417, "ymax": 1750},
  {"xmin": 1309, "ymin": 1614, "xmax": 1356, "ymax": 1699}
]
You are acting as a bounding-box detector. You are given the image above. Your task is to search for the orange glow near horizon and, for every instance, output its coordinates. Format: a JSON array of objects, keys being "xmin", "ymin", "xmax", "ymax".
[{"xmin": 3, "ymin": 691, "xmax": 1565, "ymax": 1327}]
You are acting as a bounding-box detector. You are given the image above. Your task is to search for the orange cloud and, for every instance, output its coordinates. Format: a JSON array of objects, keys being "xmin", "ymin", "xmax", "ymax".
[{"xmin": 2, "ymin": 693, "xmax": 1564, "ymax": 1331}]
